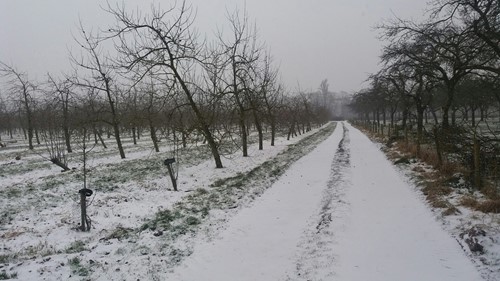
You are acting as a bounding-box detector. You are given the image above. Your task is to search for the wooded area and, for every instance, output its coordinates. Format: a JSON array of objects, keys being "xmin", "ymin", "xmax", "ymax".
[
  {"xmin": 0, "ymin": 2, "xmax": 333, "ymax": 169},
  {"xmin": 349, "ymin": 0, "xmax": 500, "ymax": 192}
]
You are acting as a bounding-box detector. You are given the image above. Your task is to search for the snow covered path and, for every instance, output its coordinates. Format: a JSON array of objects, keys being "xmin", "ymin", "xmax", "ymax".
[
  {"xmin": 332, "ymin": 123, "xmax": 483, "ymax": 281},
  {"xmin": 167, "ymin": 122, "xmax": 484, "ymax": 281}
]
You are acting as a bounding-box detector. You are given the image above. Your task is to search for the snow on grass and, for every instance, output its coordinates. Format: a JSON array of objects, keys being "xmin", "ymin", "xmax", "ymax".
[
  {"xmin": 165, "ymin": 122, "xmax": 344, "ymax": 281},
  {"xmin": 0, "ymin": 123, "xmax": 335, "ymax": 280}
]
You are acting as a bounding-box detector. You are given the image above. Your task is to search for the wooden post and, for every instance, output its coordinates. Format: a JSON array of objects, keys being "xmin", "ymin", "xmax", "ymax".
[
  {"xmin": 167, "ymin": 164, "xmax": 178, "ymax": 191},
  {"xmin": 80, "ymin": 191, "xmax": 87, "ymax": 231},
  {"xmin": 79, "ymin": 188, "xmax": 92, "ymax": 231},
  {"xmin": 164, "ymin": 158, "xmax": 178, "ymax": 191}
]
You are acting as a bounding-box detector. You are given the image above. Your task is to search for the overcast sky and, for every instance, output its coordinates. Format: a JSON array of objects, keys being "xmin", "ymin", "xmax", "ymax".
[{"xmin": 0, "ymin": 0, "xmax": 429, "ymax": 93}]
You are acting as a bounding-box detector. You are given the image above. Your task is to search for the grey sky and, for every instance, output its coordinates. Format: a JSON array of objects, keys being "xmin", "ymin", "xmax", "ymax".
[{"xmin": 0, "ymin": 0, "xmax": 428, "ymax": 93}]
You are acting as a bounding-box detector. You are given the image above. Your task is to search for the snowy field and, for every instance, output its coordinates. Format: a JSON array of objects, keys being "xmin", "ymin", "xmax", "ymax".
[
  {"xmin": 1, "ymin": 122, "xmax": 499, "ymax": 280},
  {"xmin": 0, "ymin": 124, "xmax": 334, "ymax": 280}
]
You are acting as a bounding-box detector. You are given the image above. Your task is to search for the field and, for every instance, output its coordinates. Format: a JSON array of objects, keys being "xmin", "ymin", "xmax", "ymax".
[{"xmin": 0, "ymin": 124, "xmax": 335, "ymax": 280}]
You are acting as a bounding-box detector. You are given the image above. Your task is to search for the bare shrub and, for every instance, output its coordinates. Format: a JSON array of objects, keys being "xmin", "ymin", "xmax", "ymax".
[
  {"xmin": 419, "ymin": 147, "xmax": 440, "ymax": 167},
  {"xmin": 477, "ymin": 200, "xmax": 500, "ymax": 214},
  {"xmin": 438, "ymin": 161, "xmax": 464, "ymax": 178},
  {"xmin": 481, "ymin": 182, "xmax": 500, "ymax": 200},
  {"xmin": 422, "ymin": 181, "xmax": 453, "ymax": 209},
  {"xmin": 460, "ymin": 196, "xmax": 480, "ymax": 209},
  {"xmin": 442, "ymin": 205, "xmax": 461, "ymax": 216},
  {"xmin": 422, "ymin": 181, "xmax": 453, "ymax": 197}
]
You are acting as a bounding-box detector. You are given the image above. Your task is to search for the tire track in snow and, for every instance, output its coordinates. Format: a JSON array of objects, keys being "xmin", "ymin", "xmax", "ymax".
[{"xmin": 287, "ymin": 122, "xmax": 352, "ymax": 281}]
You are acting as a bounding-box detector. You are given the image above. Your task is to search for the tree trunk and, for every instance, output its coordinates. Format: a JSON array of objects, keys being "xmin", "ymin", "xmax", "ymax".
[
  {"xmin": 233, "ymin": 88, "xmax": 247, "ymax": 157},
  {"xmin": 442, "ymin": 84, "xmax": 456, "ymax": 128},
  {"xmin": 27, "ymin": 122, "xmax": 34, "ymax": 149},
  {"xmin": 472, "ymin": 108, "xmax": 476, "ymax": 127},
  {"xmin": 50, "ymin": 157, "xmax": 70, "ymax": 171},
  {"xmin": 431, "ymin": 110, "xmax": 439, "ymax": 125},
  {"xmin": 113, "ymin": 122, "xmax": 125, "ymax": 159},
  {"xmin": 33, "ymin": 127, "xmax": 40, "ymax": 145},
  {"xmin": 150, "ymin": 121, "xmax": 159, "ymax": 153},
  {"xmin": 105, "ymin": 82, "xmax": 125, "ymax": 159},
  {"xmin": 94, "ymin": 126, "xmax": 107, "ymax": 148},
  {"xmin": 270, "ymin": 120, "xmax": 276, "ymax": 146},
  {"xmin": 287, "ymin": 122, "xmax": 295, "ymax": 140},
  {"xmin": 173, "ymin": 68, "xmax": 223, "ymax": 168},
  {"xmin": 252, "ymin": 109, "xmax": 263, "ymax": 150},
  {"xmin": 21, "ymin": 90, "xmax": 34, "ymax": 150},
  {"xmin": 433, "ymin": 126, "xmax": 443, "ymax": 168},
  {"xmin": 132, "ymin": 127, "xmax": 137, "ymax": 145},
  {"xmin": 199, "ymin": 126, "xmax": 223, "ymax": 168},
  {"xmin": 401, "ymin": 107, "xmax": 409, "ymax": 129},
  {"xmin": 240, "ymin": 113, "xmax": 248, "ymax": 157},
  {"xmin": 62, "ymin": 97, "xmax": 72, "ymax": 153},
  {"xmin": 451, "ymin": 107, "xmax": 457, "ymax": 126},
  {"xmin": 180, "ymin": 131, "xmax": 186, "ymax": 148},
  {"xmin": 64, "ymin": 125, "xmax": 72, "ymax": 153},
  {"xmin": 416, "ymin": 106, "xmax": 424, "ymax": 157}
]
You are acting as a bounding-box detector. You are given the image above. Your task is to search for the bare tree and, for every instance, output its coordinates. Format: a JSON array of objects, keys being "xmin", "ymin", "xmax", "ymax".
[
  {"xmin": 433, "ymin": 0, "xmax": 500, "ymax": 72},
  {"xmin": 37, "ymin": 101, "xmax": 71, "ymax": 171},
  {"xmin": 263, "ymin": 82, "xmax": 283, "ymax": 146},
  {"xmin": 0, "ymin": 62, "xmax": 36, "ymax": 150},
  {"xmin": 122, "ymin": 86, "xmax": 141, "ymax": 145},
  {"xmin": 380, "ymin": 20, "xmax": 483, "ymax": 127},
  {"xmin": 218, "ymin": 8, "xmax": 262, "ymax": 156},
  {"xmin": 71, "ymin": 23, "xmax": 126, "ymax": 159},
  {"xmin": 319, "ymin": 79, "xmax": 329, "ymax": 108},
  {"xmin": 76, "ymin": 87, "xmax": 108, "ymax": 149},
  {"xmin": 0, "ymin": 95, "xmax": 10, "ymax": 141},
  {"xmin": 47, "ymin": 74, "xmax": 74, "ymax": 153},
  {"xmin": 106, "ymin": 1, "xmax": 223, "ymax": 167},
  {"xmin": 142, "ymin": 76, "xmax": 170, "ymax": 153}
]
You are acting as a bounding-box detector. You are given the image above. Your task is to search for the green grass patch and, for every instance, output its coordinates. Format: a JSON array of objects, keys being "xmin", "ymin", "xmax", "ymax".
[
  {"xmin": 0, "ymin": 271, "xmax": 18, "ymax": 280},
  {"xmin": 104, "ymin": 226, "xmax": 135, "ymax": 241},
  {"xmin": 0, "ymin": 254, "xmax": 16, "ymax": 265},
  {"xmin": 68, "ymin": 257, "xmax": 89, "ymax": 277},
  {"xmin": 141, "ymin": 209, "xmax": 182, "ymax": 231},
  {"xmin": 65, "ymin": 240, "xmax": 87, "ymax": 254}
]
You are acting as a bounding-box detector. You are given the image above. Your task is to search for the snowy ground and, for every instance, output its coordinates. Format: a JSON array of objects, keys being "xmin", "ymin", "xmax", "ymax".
[
  {"xmin": 167, "ymin": 122, "xmax": 486, "ymax": 281},
  {"xmin": 0, "ymin": 124, "xmax": 334, "ymax": 280},
  {"xmin": 1, "ymin": 122, "xmax": 497, "ymax": 280}
]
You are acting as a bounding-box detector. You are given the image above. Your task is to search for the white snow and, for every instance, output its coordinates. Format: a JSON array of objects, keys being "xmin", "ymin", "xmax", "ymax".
[
  {"xmin": 333, "ymin": 123, "xmax": 483, "ymax": 281},
  {"xmin": 168, "ymin": 118, "xmax": 344, "ymax": 281},
  {"xmin": 167, "ymin": 122, "xmax": 485, "ymax": 281},
  {"xmin": 1, "ymin": 122, "xmax": 494, "ymax": 280}
]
